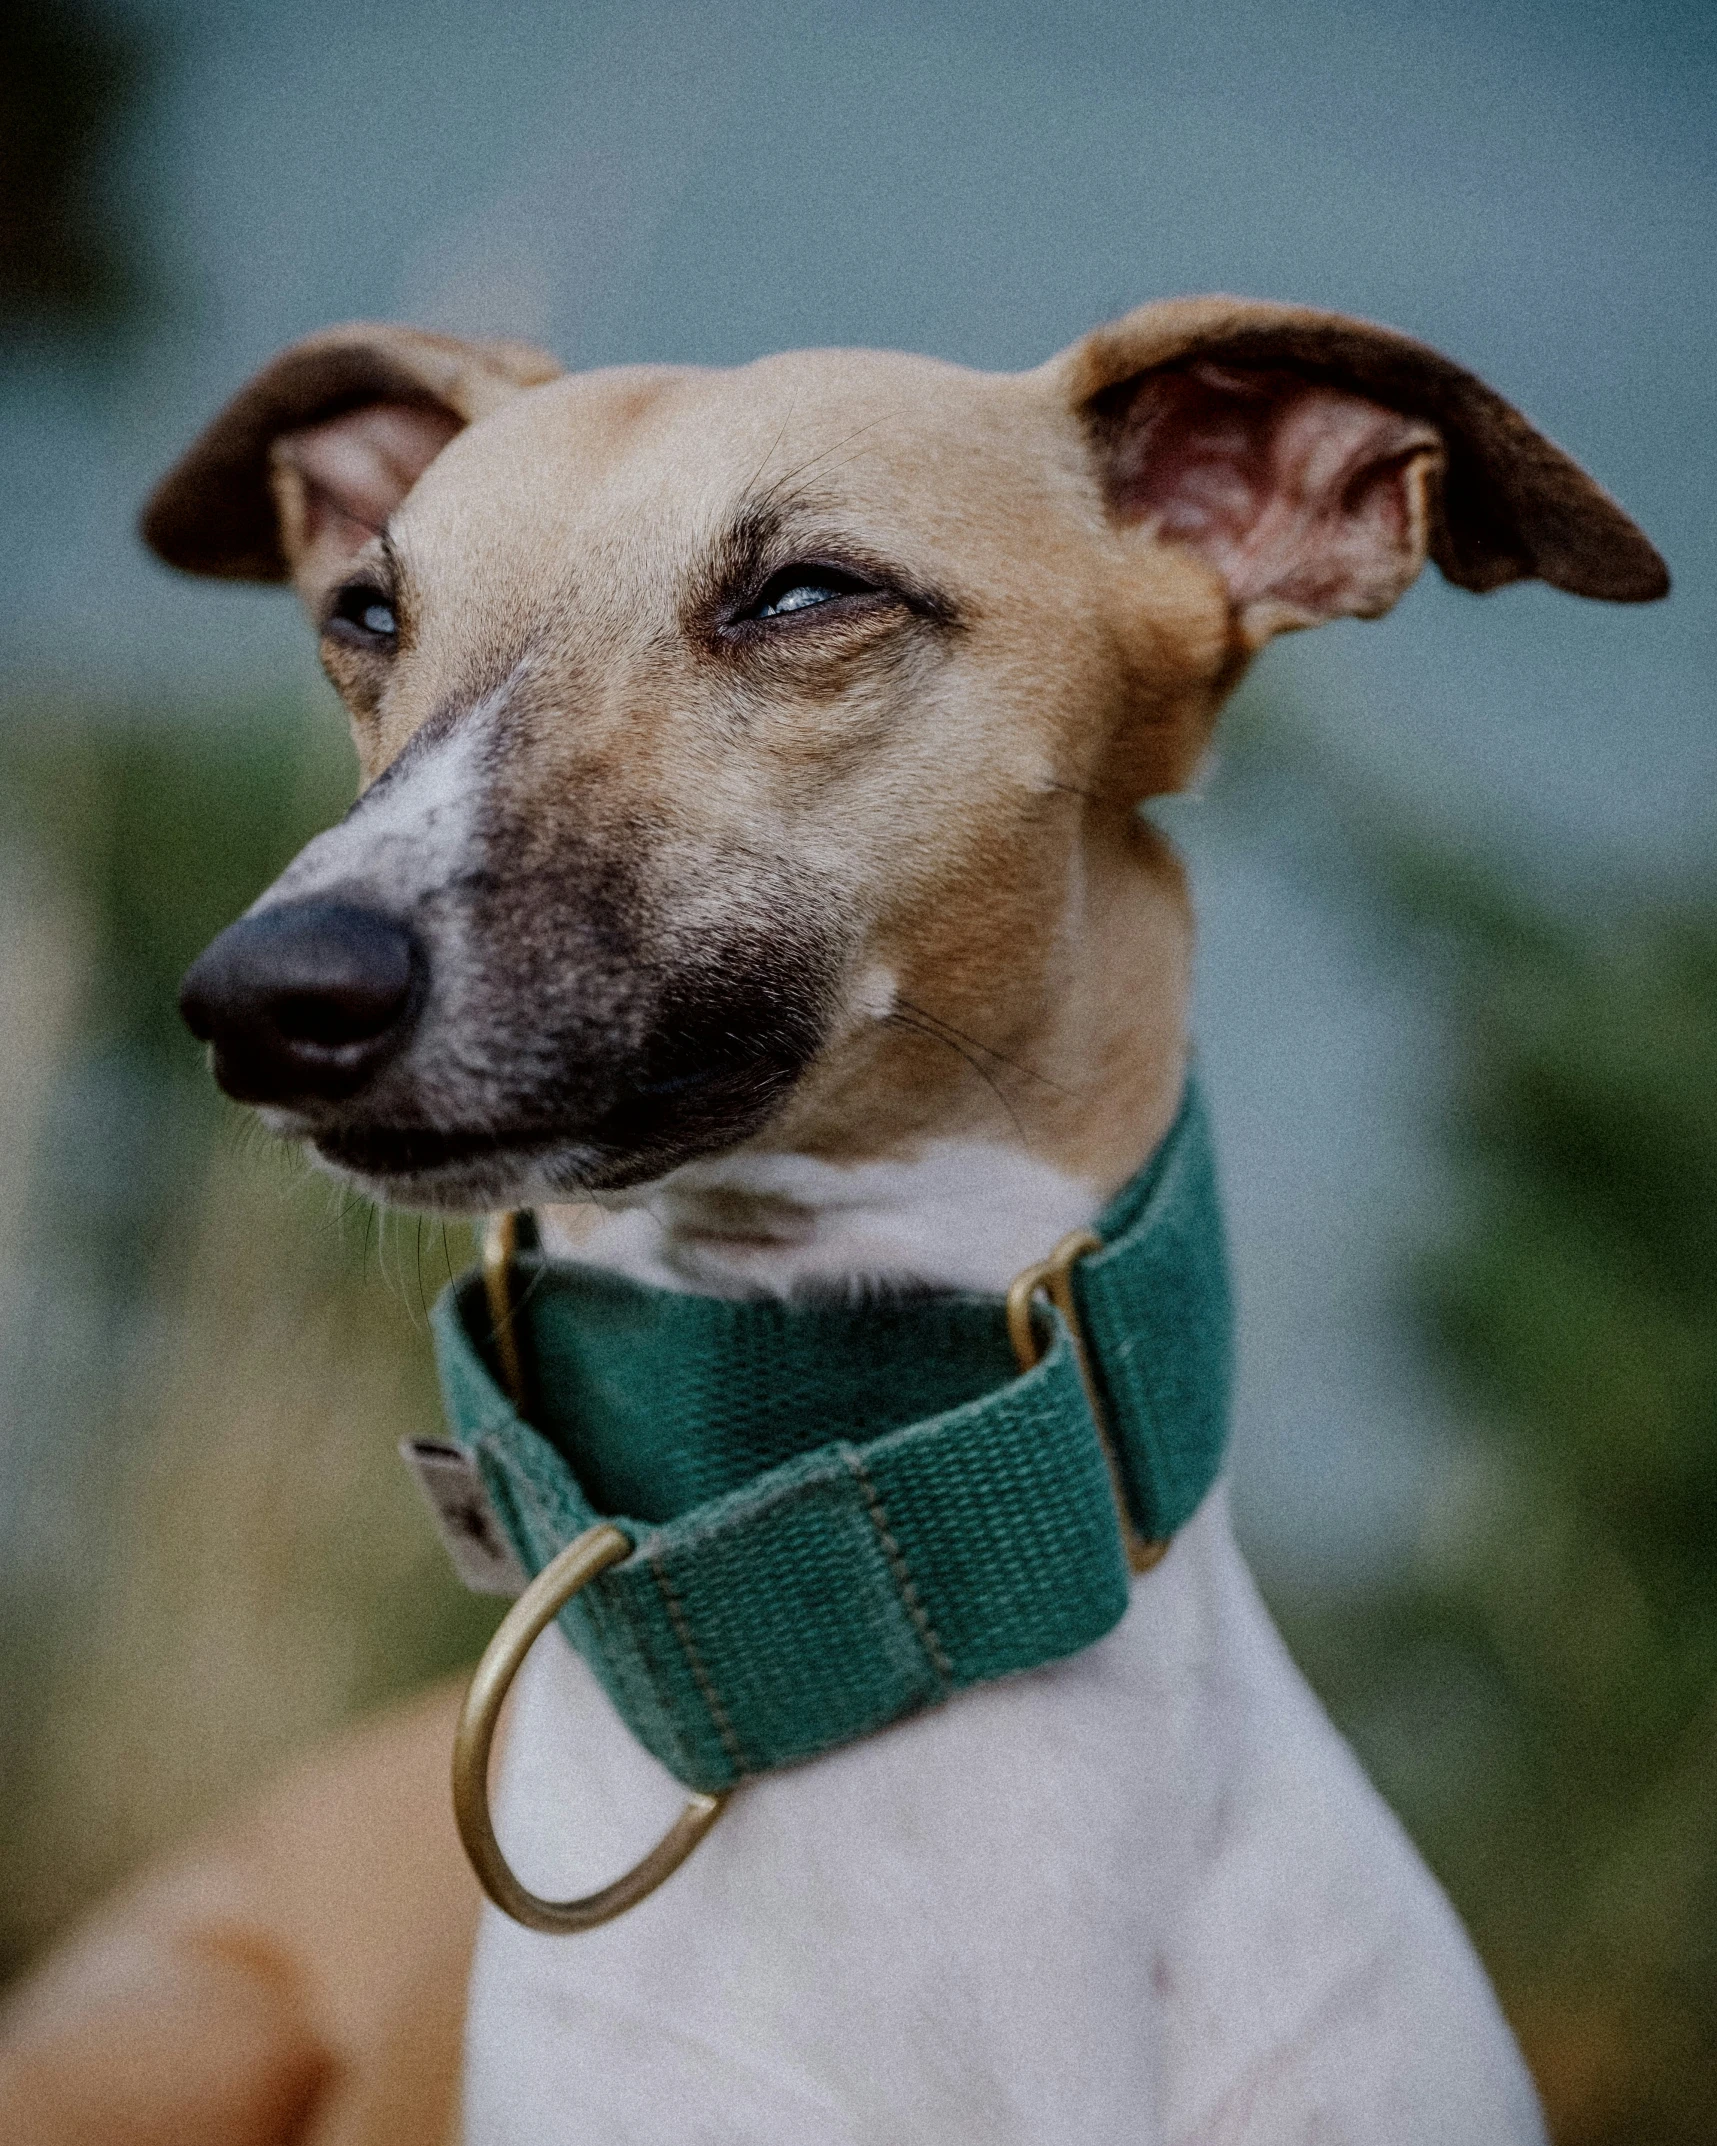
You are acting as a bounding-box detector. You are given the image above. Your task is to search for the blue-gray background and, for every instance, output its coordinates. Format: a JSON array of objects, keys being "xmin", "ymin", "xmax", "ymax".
[{"xmin": 2, "ymin": 0, "xmax": 1710, "ymax": 1575}]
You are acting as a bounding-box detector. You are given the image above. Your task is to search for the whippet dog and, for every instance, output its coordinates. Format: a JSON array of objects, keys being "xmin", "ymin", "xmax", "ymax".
[{"xmin": 1, "ymin": 297, "xmax": 1666, "ymax": 2145}]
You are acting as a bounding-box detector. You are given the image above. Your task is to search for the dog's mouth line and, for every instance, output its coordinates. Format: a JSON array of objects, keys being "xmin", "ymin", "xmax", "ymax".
[
  {"xmin": 299, "ymin": 1050, "xmax": 814, "ymax": 1186},
  {"xmin": 308, "ymin": 1122, "xmax": 562, "ymax": 1177}
]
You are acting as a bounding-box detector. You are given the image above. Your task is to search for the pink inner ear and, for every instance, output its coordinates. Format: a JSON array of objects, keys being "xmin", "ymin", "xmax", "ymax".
[
  {"xmin": 1105, "ymin": 363, "xmax": 1441, "ymax": 637},
  {"xmin": 274, "ymin": 401, "xmax": 463, "ymax": 554}
]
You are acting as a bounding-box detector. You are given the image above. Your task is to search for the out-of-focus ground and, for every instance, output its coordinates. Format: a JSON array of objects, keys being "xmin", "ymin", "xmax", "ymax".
[{"xmin": 1, "ymin": 4, "xmax": 1712, "ymax": 2142}]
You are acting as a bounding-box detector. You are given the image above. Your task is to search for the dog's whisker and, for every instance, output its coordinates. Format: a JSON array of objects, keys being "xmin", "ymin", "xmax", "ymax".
[
  {"xmin": 742, "ymin": 392, "xmax": 799, "ymax": 499},
  {"xmin": 894, "ymin": 996, "xmax": 1074, "ymax": 1097},
  {"xmin": 885, "ymin": 1010, "xmax": 1029, "ymax": 1141}
]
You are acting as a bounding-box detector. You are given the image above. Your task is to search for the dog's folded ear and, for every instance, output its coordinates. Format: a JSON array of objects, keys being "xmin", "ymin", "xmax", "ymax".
[
  {"xmin": 1057, "ymin": 296, "xmax": 1668, "ymax": 651},
  {"xmin": 140, "ymin": 323, "xmax": 564, "ymax": 592}
]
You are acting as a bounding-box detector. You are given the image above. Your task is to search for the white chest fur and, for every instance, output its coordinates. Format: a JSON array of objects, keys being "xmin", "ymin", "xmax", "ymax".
[{"xmin": 462, "ymin": 1144, "xmax": 1543, "ymax": 2145}]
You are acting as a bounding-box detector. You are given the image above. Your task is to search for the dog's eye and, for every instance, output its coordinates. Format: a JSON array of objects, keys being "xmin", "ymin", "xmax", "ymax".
[
  {"xmin": 325, "ymin": 583, "xmax": 399, "ymax": 647},
  {"xmin": 746, "ymin": 566, "xmax": 875, "ymax": 622},
  {"xmin": 757, "ymin": 580, "xmax": 839, "ymax": 619}
]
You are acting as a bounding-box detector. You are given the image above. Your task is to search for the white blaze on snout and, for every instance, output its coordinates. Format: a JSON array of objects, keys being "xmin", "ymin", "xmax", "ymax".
[
  {"xmin": 851, "ymin": 962, "xmax": 899, "ymax": 1022},
  {"xmin": 252, "ymin": 705, "xmax": 493, "ymax": 923}
]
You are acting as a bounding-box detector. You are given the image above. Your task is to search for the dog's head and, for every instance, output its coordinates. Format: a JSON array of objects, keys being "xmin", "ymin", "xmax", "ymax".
[{"xmin": 149, "ymin": 299, "xmax": 1665, "ymax": 1209}]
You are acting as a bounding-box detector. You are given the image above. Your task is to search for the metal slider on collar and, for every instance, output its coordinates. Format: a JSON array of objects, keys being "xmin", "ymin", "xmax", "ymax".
[
  {"xmin": 1004, "ymin": 1229, "xmax": 1170, "ymax": 1577},
  {"xmin": 480, "ymin": 1209, "xmax": 530, "ymax": 1411},
  {"xmin": 452, "ymin": 1208, "xmax": 1169, "ymax": 1936}
]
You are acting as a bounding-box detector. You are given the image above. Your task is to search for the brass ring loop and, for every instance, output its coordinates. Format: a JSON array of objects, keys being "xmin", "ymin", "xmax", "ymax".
[
  {"xmin": 1005, "ymin": 1229, "xmax": 1169, "ymax": 1576},
  {"xmin": 482, "ymin": 1212, "xmax": 528, "ymax": 1411},
  {"xmin": 1005, "ymin": 1228, "xmax": 1103, "ymax": 1377},
  {"xmin": 452, "ymin": 1522, "xmax": 729, "ymax": 1934}
]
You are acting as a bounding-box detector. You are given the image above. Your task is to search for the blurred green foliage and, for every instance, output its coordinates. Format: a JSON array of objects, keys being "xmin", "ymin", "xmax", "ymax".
[
  {"xmin": 1273, "ymin": 790, "xmax": 1717, "ymax": 2145},
  {"xmin": 0, "ymin": 0, "xmax": 158, "ymax": 340}
]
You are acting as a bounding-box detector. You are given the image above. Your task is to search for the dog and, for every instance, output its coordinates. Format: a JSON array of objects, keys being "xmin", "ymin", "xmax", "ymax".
[{"xmin": 0, "ymin": 296, "xmax": 1665, "ymax": 2144}]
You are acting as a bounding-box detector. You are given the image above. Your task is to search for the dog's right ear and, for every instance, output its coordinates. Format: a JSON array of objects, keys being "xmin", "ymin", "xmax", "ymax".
[{"xmin": 140, "ymin": 324, "xmax": 563, "ymax": 600}]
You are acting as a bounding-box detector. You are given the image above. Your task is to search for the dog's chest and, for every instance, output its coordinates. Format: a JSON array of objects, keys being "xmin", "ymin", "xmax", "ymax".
[
  {"xmin": 457, "ymin": 1492, "xmax": 1544, "ymax": 2146},
  {"xmin": 462, "ymin": 1539, "xmax": 1201, "ymax": 2143}
]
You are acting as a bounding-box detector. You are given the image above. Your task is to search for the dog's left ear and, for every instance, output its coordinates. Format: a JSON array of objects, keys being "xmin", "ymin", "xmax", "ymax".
[{"xmin": 1058, "ymin": 296, "xmax": 1668, "ymax": 653}]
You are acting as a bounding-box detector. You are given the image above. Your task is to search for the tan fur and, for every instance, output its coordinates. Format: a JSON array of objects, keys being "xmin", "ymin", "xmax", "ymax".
[
  {"xmin": 7, "ymin": 297, "xmax": 1664, "ymax": 2141},
  {"xmin": 1, "ymin": 1679, "xmax": 475, "ymax": 2145}
]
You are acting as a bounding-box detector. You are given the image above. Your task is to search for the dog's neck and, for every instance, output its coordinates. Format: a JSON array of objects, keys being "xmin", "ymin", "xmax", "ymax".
[{"xmin": 537, "ymin": 1136, "xmax": 1108, "ymax": 1298}]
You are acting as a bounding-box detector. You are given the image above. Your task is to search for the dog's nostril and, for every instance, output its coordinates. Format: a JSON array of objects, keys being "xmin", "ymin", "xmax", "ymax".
[
  {"xmin": 274, "ymin": 981, "xmax": 407, "ymax": 1048},
  {"xmin": 179, "ymin": 900, "xmax": 419, "ymax": 1105}
]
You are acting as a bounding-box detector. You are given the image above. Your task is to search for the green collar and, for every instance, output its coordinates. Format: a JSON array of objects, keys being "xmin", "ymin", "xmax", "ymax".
[{"xmin": 430, "ymin": 1079, "xmax": 1232, "ymax": 1795}]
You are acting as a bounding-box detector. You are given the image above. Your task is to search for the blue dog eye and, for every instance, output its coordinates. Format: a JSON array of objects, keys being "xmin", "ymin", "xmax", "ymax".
[
  {"xmin": 329, "ymin": 582, "xmax": 399, "ymax": 645},
  {"xmin": 744, "ymin": 563, "xmax": 877, "ymax": 624},
  {"xmin": 757, "ymin": 582, "xmax": 838, "ymax": 618}
]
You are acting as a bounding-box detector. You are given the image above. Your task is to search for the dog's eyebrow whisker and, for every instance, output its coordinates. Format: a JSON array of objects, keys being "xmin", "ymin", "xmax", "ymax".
[
  {"xmin": 777, "ymin": 441, "xmax": 891, "ymax": 496},
  {"xmin": 742, "ymin": 392, "xmax": 799, "ymax": 499},
  {"xmin": 885, "ymin": 1011, "xmax": 1030, "ymax": 1142},
  {"xmin": 756, "ymin": 413, "xmax": 890, "ymax": 504},
  {"xmin": 894, "ymin": 996, "xmax": 1074, "ymax": 1097}
]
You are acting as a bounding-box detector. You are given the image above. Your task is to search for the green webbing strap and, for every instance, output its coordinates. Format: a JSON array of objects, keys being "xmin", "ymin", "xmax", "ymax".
[{"xmin": 430, "ymin": 1080, "xmax": 1231, "ymax": 1794}]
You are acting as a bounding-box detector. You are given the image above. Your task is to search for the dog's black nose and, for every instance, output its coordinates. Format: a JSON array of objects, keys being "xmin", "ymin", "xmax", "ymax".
[{"xmin": 180, "ymin": 901, "xmax": 419, "ymax": 1105}]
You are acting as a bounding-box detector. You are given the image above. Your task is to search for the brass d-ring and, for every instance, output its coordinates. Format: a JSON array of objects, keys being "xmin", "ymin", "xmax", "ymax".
[{"xmin": 452, "ymin": 1522, "xmax": 729, "ymax": 1933}]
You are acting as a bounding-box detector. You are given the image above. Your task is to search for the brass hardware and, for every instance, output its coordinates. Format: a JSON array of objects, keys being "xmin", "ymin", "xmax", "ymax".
[
  {"xmin": 452, "ymin": 1523, "xmax": 730, "ymax": 1934},
  {"xmin": 483, "ymin": 1211, "xmax": 527, "ymax": 1408},
  {"xmin": 1006, "ymin": 1230, "xmax": 1169, "ymax": 1575}
]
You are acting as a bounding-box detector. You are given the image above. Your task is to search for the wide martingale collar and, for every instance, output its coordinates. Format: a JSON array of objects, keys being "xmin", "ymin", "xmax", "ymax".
[{"xmin": 430, "ymin": 1080, "xmax": 1232, "ymax": 1797}]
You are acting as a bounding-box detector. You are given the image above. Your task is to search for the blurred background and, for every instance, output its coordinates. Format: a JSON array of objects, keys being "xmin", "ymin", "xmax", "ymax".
[{"xmin": 0, "ymin": 0, "xmax": 1712, "ymax": 2136}]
